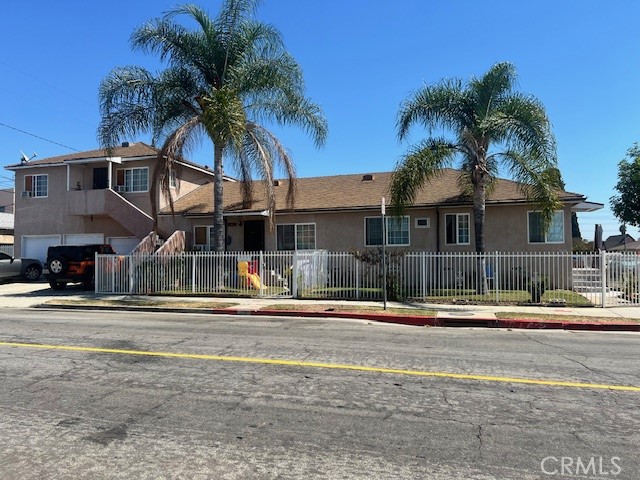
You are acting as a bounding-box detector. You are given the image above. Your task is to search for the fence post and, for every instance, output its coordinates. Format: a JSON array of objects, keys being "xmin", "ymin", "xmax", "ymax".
[
  {"xmin": 192, "ymin": 252, "xmax": 196, "ymax": 294},
  {"xmin": 356, "ymin": 257, "xmax": 360, "ymax": 300},
  {"xmin": 422, "ymin": 252, "xmax": 427, "ymax": 300},
  {"xmin": 291, "ymin": 251, "xmax": 298, "ymax": 298},
  {"xmin": 600, "ymin": 251, "xmax": 607, "ymax": 308},
  {"xmin": 259, "ymin": 251, "xmax": 264, "ymax": 298}
]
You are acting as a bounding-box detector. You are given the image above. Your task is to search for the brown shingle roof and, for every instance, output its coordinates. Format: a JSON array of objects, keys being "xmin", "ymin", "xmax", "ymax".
[{"xmin": 162, "ymin": 169, "xmax": 586, "ymax": 216}]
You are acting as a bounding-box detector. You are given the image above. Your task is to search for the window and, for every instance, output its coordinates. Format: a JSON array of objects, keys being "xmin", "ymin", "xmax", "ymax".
[
  {"xmin": 445, "ymin": 213, "xmax": 470, "ymax": 245},
  {"xmin": 194, "ymin": 226, "xmax": 214, "ymax": 249},
  {"xmin": 365, "ymin": 216, "xmax": 410, "ymax": 246},
  {"xmin": 116, "ymin": 167, "xmax": 148, "ymax": 192},
  {"xmin": 276, "ymin": 223, "xmax": 316, "ymax": 250},
  {"xmin": 415, "ymin": 217, "xmax": 430, "ymax": 228},
  {"xmin": 169, "ymin": 169, "xmax": 177, "ymax": 189},
  {"xmin": 528, "ymin": 211, "xmax": 564, "ymax": 244},
  {"xmin": 24, "ymin": 174, "xmax": 48, "ymax": 198}
]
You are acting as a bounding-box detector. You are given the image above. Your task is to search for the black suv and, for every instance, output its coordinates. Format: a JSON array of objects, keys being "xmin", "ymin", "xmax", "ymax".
[{"xmin": 44, "ymin": 244, "xmax": 115, "ymax": 290}]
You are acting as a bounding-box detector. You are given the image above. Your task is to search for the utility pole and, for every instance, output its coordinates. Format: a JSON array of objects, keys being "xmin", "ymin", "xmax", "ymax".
[{"xmin": 382, "ymin": 197, "xmax": 387, "ymax": 310}]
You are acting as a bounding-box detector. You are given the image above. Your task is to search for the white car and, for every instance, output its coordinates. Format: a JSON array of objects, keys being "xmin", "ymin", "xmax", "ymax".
[{"xmin": 0, "ymin": 252, "xmax": 42, "ymax": 281}]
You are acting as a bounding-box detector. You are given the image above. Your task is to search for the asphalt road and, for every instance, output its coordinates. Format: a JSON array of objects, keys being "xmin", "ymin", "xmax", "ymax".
[{"xmin": 1, "ymin": 309, "xmax": 639, "ymax": 479}]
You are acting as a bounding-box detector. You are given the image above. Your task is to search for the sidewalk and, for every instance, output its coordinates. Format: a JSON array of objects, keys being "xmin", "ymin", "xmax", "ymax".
[{"xmin": 4, "ymin": 281, "xmax": 640, "ymax": 331}]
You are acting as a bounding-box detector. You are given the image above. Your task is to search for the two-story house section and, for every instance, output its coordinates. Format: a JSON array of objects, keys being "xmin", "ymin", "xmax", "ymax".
[{"xmin": 5, "ymin": 142, "xmax": 225, "ymax": 261}]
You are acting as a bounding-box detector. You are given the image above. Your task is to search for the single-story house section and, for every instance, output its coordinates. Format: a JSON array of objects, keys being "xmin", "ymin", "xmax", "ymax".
[
  {"xmin": 604, "ymin": 234, "xmax": 635, "ymax": 251},
  {"xmin": 5, "ymin": 142, "xmax": 231, "ymax": 261},
  {"xmin": 158, "ymin": 170, "xmax": 603, "ymax": 252}
]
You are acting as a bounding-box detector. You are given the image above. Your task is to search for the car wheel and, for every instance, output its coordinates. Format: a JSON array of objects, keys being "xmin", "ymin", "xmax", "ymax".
[
  {"xmin": 49, "ymin": 280, "xmax": 67, "ymax": 290},
  {"xmin": 49, "ymin": 257, "xmax": 67, "ymax": 275},
  {"xmin": 23, "ymin": 264, "xmax": 42, "ymax": 281}
]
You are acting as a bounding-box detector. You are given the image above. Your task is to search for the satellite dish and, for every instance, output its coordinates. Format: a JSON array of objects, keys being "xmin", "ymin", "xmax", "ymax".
[{"xmin": 19, "ymin": 150, "xmax": 37, "ymax": 164}]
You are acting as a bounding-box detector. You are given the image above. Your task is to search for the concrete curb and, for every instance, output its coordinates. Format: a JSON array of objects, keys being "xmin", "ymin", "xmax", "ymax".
[{"xmin": 36, "ymin": 303, "xmax": 640, "ymax": 332}]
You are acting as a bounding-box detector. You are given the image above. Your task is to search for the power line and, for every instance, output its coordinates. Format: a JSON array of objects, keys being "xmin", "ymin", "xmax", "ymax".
[
  {"xmin": 0, "ymin": 86, "xmax": 94, "ymax": 127},
  {"xmin": 0, "ymin": 61, "xmax": 95, "ymax": 108},
  {"xmin": 0, "ymin": 122, "xmax": 80, "ymax": 152}
]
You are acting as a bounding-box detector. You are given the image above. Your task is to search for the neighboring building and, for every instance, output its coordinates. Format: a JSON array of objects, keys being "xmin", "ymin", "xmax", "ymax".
[
  {"xmin": 604, "ymin": 234, "xmax": 635, "ymax": 251},
  {"xmin": 5, "ymin": 142, "xmax": 227, "ymax": 261},
  {"xmin": 159, "ymin": 170, "xmax": 602, "ymax": 253},
  {"xmin": 0, "ymin": 188, "xmax": 15, "ymax": 213},
  {"xmin": 0, "ymin": 212, "xmax": 14, "ymax": 246},
  {"xmin": 608, "ymin": 239, "xmax": 640, "ymax": 252}
]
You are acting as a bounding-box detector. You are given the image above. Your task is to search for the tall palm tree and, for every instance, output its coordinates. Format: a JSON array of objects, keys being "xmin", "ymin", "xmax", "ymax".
[
  {"xmin": 391, "ymin": 62, "xmax": 560, "ymax": 251},
  {"xmin": 390, "ymin": 62, "xmax": 560, "ymax": 292},
  {"xmin": 98, "ymin": 1, "xmax": 327, "ymax": 250}
]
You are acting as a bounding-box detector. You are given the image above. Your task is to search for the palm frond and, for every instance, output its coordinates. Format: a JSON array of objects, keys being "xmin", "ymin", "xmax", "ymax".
[
  {"xmin": 468, "ymin": 62, "xmax": 516, "ymax": 121},
  {"xmin": 397, "ymin": 79, "xmax": 470, "ymax": 140},
  {"xmin": 390, "ymin": 139, "xmax": 458, "ymax": 215},
  {"xmin": 483, "ymin": 92, "xmax": 556, "ymax": 161},
  {"xmin": 98, "ymin": 66, "xmax": 157, "ymax": 150},
  {"xmin": 498, "ymin": 150, "xmax": 561, "ymax": 227}
]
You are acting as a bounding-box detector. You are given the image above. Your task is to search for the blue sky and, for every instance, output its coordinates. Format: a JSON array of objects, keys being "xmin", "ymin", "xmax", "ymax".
[{"xmin": 1, "ymin": 0, "xmax": 639, "ymax": 241}]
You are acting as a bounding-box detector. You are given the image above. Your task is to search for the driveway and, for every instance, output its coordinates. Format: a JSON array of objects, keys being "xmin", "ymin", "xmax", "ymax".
[{"xmin": 0, "ymin": 279, "xmax": 98, "ymax": 308}]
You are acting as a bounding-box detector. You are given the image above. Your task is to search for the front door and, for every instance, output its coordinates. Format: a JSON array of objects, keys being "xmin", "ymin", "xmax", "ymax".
[
  {"xmin": 244, "ymin": 220, "xmax": 265, "ymax": 251},
  {"xmin": 93, "ymin": 167, "xmax": 108, "ymax": 189}
]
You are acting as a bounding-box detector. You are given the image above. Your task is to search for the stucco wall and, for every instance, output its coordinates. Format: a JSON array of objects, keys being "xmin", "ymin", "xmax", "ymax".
[
  {"xmin": 13, "ymin": 157, "xmax": 214, "ymax": 256},
  {"xmin": 159, "ymin": 203, "xmax": 574, "ymax": 253}
]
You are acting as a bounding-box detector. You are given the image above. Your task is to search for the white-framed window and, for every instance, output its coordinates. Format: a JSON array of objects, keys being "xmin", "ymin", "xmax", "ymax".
[
  {"xmin": 276, "ymin": 223, "xmax": 316, "ymax": 250},
  {"xmin": 116, "ymin": 167, "xmax": 148, "ymax": 193},
  {"xmin": 169, "ymin": 169, "xmax": 177, "ymax": 189},
  {"xmin": 24, "ymin": 174, "xmax": 48, "ymax": 198},
  {"xmin": 445, "ymin": 213, "xmax": 470, "ymax": 245},
  {"xmin": 194, "ymin": 225, "xmax": 214, "ymax": 249},
  {"xmin": 415, "ymin": 217, "xmax": 430, "ymax": 228},
  {"xmin": 365, "ymin": 216, "xmax": 410, "ymax": 246},
  {"xmin": 528, "ymin": 211, "xmax": 564, "ymax": 244}
]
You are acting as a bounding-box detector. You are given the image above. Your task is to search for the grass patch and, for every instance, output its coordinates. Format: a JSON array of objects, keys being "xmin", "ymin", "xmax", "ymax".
[
  {"xmin": 151, "ymin": 287, "xmax": 289, "ymax": 297},
  {"xmin": 44, "ymin": 299, "xmax": 238, "ymax": 309},
  {"xmin": 263, "ymin": 303, "xmax": 437, "ymax": 317},
  {"xmin": 495, "ymin": 312, "xmax": 640, "ymax": 323},
  {"xmin": 424, "ymin": 289, "xmax": 592, "ymax": 306}
]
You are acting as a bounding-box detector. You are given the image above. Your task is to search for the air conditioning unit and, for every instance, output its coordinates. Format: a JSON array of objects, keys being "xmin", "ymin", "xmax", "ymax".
[
  {"xmin": 21, "ymin": 191, "xmax": 32, "ymax": 198},
  {"xmin": 116, "ymin": 186, "xmax": 126, "ymax": 193}
]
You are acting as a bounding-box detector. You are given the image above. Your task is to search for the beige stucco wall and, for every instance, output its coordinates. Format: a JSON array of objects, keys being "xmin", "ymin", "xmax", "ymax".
[
  {"xmin": 160, "ymin": 203, "xmax": 574, "ymax": 253},
  {"xmin": 13, "ymin": 158, "xmax": 213, "ymax": 256}
]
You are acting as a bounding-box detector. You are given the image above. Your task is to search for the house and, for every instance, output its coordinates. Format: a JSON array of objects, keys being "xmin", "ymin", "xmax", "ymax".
[
  {"xmin": 604, "ymin": 234, "xmax": 635, "ymax": 251},
  {"xmin": 0, "ymin": 212, "xmax": 14, "ymax": 246},
  {"xmin": 0, "ymin": 188, "xmax": 15, "ymax": 213},
  {"xmin": 158, "ymin": 170, "xmax": 603, "ymax": 252},
  {"xmin": 5, "ymin": 142, "xmax": 227, "ymax": 261},
  {"xmin": 608, "ymin": 240, "xmax": 640, "ymax": 252}
]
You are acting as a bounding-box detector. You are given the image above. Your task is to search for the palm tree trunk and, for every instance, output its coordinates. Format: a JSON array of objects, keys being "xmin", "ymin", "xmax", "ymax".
[
  {"xmin": 473, "ymin": 179, "xmax": 489, "ymax": 294},
  {"xmin": 212, "ymin": 143, "xmax": 225, "ymax": 252}
]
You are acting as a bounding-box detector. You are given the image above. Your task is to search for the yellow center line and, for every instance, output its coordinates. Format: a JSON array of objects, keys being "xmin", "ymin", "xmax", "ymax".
[{"xmin": 1, "ymin": 340, "xmax": 639, "ymax": 392}]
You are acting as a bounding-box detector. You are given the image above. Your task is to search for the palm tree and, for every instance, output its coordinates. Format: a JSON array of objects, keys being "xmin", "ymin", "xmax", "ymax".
[
  {"xmin": 390, "ymin": 62, "xmax": 560, "ymax": 292},
  {"xmin": 98, "ymin": 1, "xmax": 327, "ymax": 250}
]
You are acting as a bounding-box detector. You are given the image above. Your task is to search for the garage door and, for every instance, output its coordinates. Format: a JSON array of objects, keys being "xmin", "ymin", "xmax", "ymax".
[
  {"xmin": 64, "ymin": 234, "xmax": 104, "ymax": 245},
  {"xmin": 22, "ymin": 235, "xmax": 61, "ymax": 263},
  {"xmin": 108, "ymin": 237, "xmax": 140, "ymax": 254}
]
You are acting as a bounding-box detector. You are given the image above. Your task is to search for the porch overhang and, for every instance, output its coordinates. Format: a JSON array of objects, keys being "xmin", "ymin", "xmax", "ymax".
[
  {"xmin": 223, "ymin": 210, "xmax": 269, "ymax": 217},
  {"xmin": 64, "ymin": 156, "xmax": 122, "ymax": 165},
  {"xmin": 572, "ymin": 201, "xmax": 604, "ymax": 212}
]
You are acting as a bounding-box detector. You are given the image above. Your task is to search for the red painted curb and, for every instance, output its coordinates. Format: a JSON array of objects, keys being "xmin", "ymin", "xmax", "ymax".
[{"xmin": 212, "ymin": 308, "xmax": 640, "ymax": 332}]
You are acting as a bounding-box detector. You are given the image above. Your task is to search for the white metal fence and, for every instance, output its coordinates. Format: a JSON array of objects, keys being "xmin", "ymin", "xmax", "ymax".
[
  {"xmin": 95, "ymin": 250, "xmax": 640, "ymax": 307},
  {"xmin": 0, "ymin": 245, "xmax": 14, "ymax": 257}
]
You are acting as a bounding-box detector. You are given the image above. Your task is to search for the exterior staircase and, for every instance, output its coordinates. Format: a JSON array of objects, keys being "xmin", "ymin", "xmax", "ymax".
[{"xmin": 572, "ymin": 267, "xmax": 603, "ymax": 293}]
